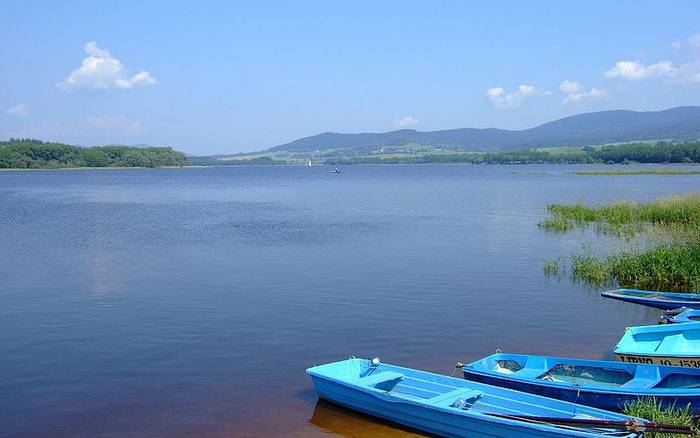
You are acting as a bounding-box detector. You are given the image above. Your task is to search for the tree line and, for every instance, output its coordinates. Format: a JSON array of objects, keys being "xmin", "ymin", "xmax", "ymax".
[
  {"xmin": 0, "ymin": 139, "xmax": 189, "ymax": 169},
  {"xmin": 324, "ymin": 141, "xmax": 700, "ymax": 165}
]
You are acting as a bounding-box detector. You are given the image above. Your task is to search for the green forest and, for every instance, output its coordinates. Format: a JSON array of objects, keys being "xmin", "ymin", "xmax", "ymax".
[
  {"xmin": 0, "ymin": 139, "xmax": 190, "ymax": 169},
  {"xmin": 324, "ymin": 141, "xmax": 700, "ymax": 165}
]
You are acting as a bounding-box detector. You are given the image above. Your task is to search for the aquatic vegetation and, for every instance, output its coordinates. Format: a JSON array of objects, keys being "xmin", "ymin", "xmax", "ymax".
[
  {"xmin": 541, "ymin": 194, "xmax": 700, "ymax": 292},
  {"xmin": 543, "ymin": 258, "xmax": 565, "ymax": 277},
  {"xmin": 537, "ymin": 217, "xmax": 576, "ymax": 232},
  {"xmin": 570, "ymin": 245, "xmax": 700, "ymax": 292},
  {"xmin": 571, "ymin": 169, "xmax": 700, "ymax": 176},
  {"xmin": 546, "ymin": 194, "xmax": 700, "ymax": 227},
  {"xmin": 623, "ymin": 398, "xmax": 695, "ymax": 438}
]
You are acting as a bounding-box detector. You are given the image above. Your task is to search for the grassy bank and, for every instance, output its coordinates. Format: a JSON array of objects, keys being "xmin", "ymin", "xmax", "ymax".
[
  {"xmin": 623, "ymin": 399, "xmax": 695, "ymax": 438},
  {"xmin": 571, "ymin": 169, "xmax": 700, "ymax": 175},
  {"xmin": 541, "ymin": 194, "xmax": 700, "ymax": 292}
]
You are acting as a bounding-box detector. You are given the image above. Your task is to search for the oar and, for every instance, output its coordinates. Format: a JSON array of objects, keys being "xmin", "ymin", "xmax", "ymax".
[{"xmin": 486, "ymin": 412, "xmax": 699, "ymax": 435}]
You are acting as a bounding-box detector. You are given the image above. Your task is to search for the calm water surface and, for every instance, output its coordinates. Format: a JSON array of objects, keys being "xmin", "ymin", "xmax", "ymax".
[{"xmin": 1, "ymin": 165, "xmax": 697, "ymax": 437}]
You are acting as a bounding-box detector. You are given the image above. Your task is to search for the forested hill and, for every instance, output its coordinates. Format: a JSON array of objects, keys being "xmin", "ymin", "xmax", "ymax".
[
  {"xmin": 268, "ymin": 106, "xmax": 700, "ymax": 153},
  {"xmin": 0, "ymin": 139, "xmax": 190, "ymax": 169}
]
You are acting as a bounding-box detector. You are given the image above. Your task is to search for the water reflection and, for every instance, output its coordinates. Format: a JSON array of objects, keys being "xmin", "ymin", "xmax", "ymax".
[{"xmin": 308, "ymin": 399, "xmax": 431, "ymax": 438}]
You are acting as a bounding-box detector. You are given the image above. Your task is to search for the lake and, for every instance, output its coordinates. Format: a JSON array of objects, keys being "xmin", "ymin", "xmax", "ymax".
[{"xmin": 1, "ymin": 165, "xmax": 698, "ymax": 437}]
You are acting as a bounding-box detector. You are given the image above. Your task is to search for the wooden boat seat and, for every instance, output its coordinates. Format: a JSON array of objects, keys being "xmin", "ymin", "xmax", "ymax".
[
  {"xmin": 430, "ymin": 388, "xmax": 483, "ymax": 406},
  {"xmin": 357, "ymin": 371, "xmax": 404, "ymax": 387}
]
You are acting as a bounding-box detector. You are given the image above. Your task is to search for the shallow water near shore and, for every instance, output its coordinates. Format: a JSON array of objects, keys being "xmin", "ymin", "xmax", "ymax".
[{"xmin": 1, "ymin": 164, "xmax": 697, "ymax": 437}]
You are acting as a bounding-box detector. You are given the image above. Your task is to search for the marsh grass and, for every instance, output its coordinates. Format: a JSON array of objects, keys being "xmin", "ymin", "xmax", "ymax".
[
  {"xmin": 541, "ymin": 194, "xmax": 700, "ymax": 292},
  {"xmin": 623, "ymin": 398, "xmax": 696, "ymax": 438},
  {"xmin": 543, "ymin": 258, "xmax": 565, "ymax": 277},
  {"xmin": 537, "ymin": 217, "xmax": 577, "ymax": 232},
  {"xmin": 571, "ymin": 169, "xmax": 700, "ymax": 176}
]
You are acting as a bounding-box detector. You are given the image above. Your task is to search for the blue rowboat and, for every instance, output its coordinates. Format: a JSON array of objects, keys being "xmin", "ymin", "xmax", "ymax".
[
  {"xmin": 307, "ymin": 357, "xmax": 644, "ymax": 438},
  {"xmin": 462, "ymin": 353, "xmax": 700, "ymax": 413},
  {"xmin": 601, "ymin": 288, "xmax": 700, "ymax": 310},
  {"xmin": 615, "ymin": 323, "xmax": 700, "ymax": 368},
  {"xmin": 661, "ymin": 308, "xmax": 700, "ymax": 324}
]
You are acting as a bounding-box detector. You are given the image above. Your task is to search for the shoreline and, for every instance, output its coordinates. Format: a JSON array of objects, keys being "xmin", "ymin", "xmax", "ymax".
[
  {"xmin": 1, "ymin": 163, "xmax": 699, "ymax": 173},
  {"xmin": 0, "ymin": 165, "xmax": 210, "ymax": 173}
]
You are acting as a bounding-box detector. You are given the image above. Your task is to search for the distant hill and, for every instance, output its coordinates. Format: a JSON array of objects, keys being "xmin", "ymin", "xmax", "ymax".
[{"xmin": 267, "ymin": 106, "xmax": 700, "ymax": 154}]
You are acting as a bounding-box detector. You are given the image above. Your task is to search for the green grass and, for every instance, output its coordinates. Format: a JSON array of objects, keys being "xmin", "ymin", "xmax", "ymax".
[
  {"xmin": 623, "ymin": 398, "xmax": 696, "ymax": 438},
  {"xmin": 537, "ymin": 217, "xmax": 577, "ymax": 232},
  {"xmin": 571, "ymin": 169, "xmax": 700, "ymax": 176},
  {"xmin": 569, "ymin": 244, "xmax": 700, "ymax": 291},
  {"xmin": 543, "ymin": 258, "xmax": 564, "ymax": 277},
  {"xmin": 541, "ymin": 194, "xmax": 700, "ymax": 292},
  {"xmin": 545, "ymin": 194, "xmax": 700, "ymax": 229}
]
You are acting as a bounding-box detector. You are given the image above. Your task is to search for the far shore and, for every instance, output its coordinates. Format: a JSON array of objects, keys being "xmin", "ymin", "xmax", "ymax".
[
  {"xmin": 0, "ymin": 165, "xmax": 210, "ymax": 172},
  {"xmin": 1, "ymin": 163, "xmax": 700, "ymax": 173}
]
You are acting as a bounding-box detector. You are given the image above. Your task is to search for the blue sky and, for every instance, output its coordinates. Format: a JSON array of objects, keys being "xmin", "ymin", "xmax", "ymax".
[{"xmin": 1, "ymin": 1, "xmax": 700, "ymax": 154}]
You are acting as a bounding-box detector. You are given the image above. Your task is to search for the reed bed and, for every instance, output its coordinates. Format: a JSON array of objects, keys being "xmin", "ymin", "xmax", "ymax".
[
  {"xmin": 541, "ymin": 194, "xmax": 700, "ymax": 292},
  {"xmin": 572, "ymin": 169, "xmax": 700, "ymax": 176}
]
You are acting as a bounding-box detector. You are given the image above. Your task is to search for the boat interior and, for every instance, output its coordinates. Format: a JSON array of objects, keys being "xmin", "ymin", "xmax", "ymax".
[
  {"xmin": 309, "ymin": 359, "xmax": 619, "ymax": 419},
  {"xmin": 479, "ymin": 355, "xmax": 700, "ymax": 390},
  {"xmin": 620, "ymin": 325, "xmax": 700, "ymax": 355}
]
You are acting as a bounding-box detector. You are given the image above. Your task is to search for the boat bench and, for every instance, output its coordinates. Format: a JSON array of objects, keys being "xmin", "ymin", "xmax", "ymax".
[
  {"xmin": 430, "ymin": 388, "xmax": 484, "ymax": 406},
  {"xmin": 357, "ymin": 371, "xmax": 404, "ymax": 387}
]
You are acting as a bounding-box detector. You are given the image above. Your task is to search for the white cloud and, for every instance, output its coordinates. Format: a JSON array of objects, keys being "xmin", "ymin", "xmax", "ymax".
[
  {"xmin": 559, "ymin": 80, "xmax": 607, "ymax": 104},
  {"xmin": 393, "ymin": 116, "xmax": 418, "ymax": 128},
  {"xmin": 59, "ymin": 42, "xmax": 157, "ymax": 91},
  {"xmin": 604, "ymin": 60, "xmax": 677, "ymax": 80},
  {"xmin": 563, "ymin": 87, "xmax": 608, "ymax": 104},
  {"xmin": 86, "ymin": 115, "xmax": 142, "ymax": 132},
  {"xmin": 558, "ymin": 80, "xmax": 583, "ymax": 95},
  {"xmin": 486, "ymin": 84, "xmax": 549, "ymax": 109},
  {"xmin": 4, "ymin": 103, "xmax": 29, "ymax": 116}
]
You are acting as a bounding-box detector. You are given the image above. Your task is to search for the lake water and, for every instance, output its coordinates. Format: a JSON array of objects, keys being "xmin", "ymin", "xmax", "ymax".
[{"xmin": 1, "ymin": 165, "xmax": 698, "ymax": 437}]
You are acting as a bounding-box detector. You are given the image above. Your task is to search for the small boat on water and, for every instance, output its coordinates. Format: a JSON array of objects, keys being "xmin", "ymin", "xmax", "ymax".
[
  {"xmin": 462, "ymin": 352, "xmax": 700, "ymax": 413},
  {"xmin": 307, "ymin": 357, "xmax": 647, "ymax": 438},
  {"xmin": 661, "ymin": 308, "xmax": 700, "ymax": 324},
  {"xmin": 601, "ymin": 288, "xmax": 700, "ymax": 310},
  {"xmin": 615, "ymin": 323, "xmax": 700, "ymax": 368}
]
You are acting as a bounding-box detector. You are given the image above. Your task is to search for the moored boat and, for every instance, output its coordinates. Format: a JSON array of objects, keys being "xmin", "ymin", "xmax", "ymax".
[
  {"xmin": 661, "ymin": 308, "xmax": 700, "ymax": 324},
  {"xmin": 307, "ymin": 357, "xmax": 646, "ymax": 438},
  {"xmin": 615, "ymin": 323, "xmax": 700, "ymax": 368},
  {"xmin": 461, "ymin": 352, "xmax": 700, "ymax": 413},
  {"xmin": 601, "ymin": 288, "xmax": 700, "ymax": 310}
]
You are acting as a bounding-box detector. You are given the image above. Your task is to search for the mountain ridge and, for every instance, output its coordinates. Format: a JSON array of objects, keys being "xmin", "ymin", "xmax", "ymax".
[{"xmin": 266, "ymin": 106, "xmax": 700, "ymax": 154}]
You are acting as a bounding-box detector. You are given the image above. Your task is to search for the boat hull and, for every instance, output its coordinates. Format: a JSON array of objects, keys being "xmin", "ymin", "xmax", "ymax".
[
  {"xmin": 615, "ymin": 353, "xmax": 700, "ymax": 368},
  {"xmin": 308, "ymin": 359, "xmax": 641, "ymax": 438},
  {"xmin": 602, "ymin": 289, "xmax": 700, "ymax": 310},
  {"xmin": 464, "ymin": 369, "xmax": 700, "ymax": 413},
  {"xmin": 662, "ymin": 309, "xmax": 700, "ymax": 324},
  {"xmin": 463, "ymin": 353, "xmax": 700, "ymax": 413}
]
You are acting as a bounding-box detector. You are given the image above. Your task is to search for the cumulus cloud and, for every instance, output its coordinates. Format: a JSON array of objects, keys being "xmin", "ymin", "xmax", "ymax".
[
  {"xmin": 564, "ymin": 88, "xmax": 607, "ymax": 104},
  {"xmin": 4, "ymin": 103, "xmax": 29, "ymax": 116},
  {"xmin": 393, "ymin": 116, "xmax": 418, "ymax": 128},
  {"xmin": 604, "ymin": 60, "xmax": 677, "ymax": 80},
  {"xmin": 558, "ymin": 80, "xmax": 607, "ymax": 104},
  {"xmin": 59, "ymin": 42, "xmax": 157, "ymax": 91},
  {"xmin": 558, "ymin": 80, "xmax": 583, "ymax": 95},
  {"xmin": 486, "ymin": 84, "xmax": 549, "ymax": 109},
  {"xmin": 86, "ymin": 115, "xmax": 142, "ymax": 132}
]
